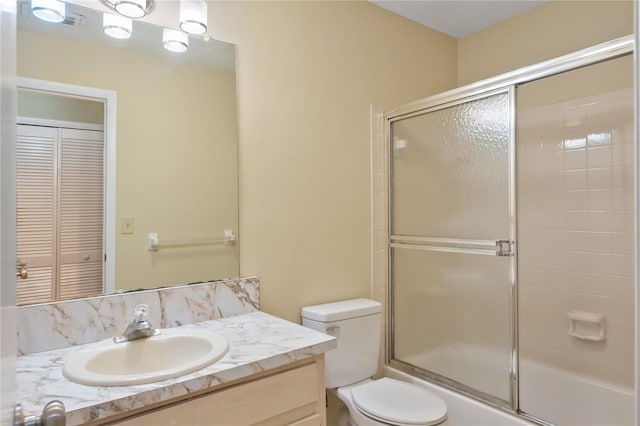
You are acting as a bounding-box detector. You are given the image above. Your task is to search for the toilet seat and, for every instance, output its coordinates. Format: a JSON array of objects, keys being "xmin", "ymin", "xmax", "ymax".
[{"xmin": 351, "ymin": 378, "xmax": 448, "ymax": 426}]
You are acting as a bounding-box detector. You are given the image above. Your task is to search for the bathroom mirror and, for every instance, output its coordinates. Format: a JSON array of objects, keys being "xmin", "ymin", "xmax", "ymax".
[{"xmin": 16, "ymin": 1, "xmax": 239, "ymax": 304}]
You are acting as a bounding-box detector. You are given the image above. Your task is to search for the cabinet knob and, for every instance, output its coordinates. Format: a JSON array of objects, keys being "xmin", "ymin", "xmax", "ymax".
[{"xmin": 14, "ymin": 400, "xmax": 65, "ymax": 426}]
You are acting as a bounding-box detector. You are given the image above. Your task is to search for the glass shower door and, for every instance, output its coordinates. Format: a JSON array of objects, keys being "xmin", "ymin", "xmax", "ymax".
[{"xmin": 389, "ymin": 89, "xmax": 515, "ymax": 405}]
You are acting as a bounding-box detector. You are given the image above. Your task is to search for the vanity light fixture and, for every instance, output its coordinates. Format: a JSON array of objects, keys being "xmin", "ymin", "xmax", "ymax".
[
  {"xmin": 99, "ymin": 0, "xmax": 154, "ymax": 19},
  {"xmin": 31, "ymin": 0, "xmax": 66, "ymax": 23},
  {"xmin": 103, "ymin": 13, "xmax": 132, "ymax": 39},
  {"xmin": 163, "ymin": 28, "xmax": 189, "ymax": 53},
  {"xmin": 179, "ymin": 0, "xmax": 207, "ymax": 35},
  {"xmin": 114, "ymin": 0, "xmax": 147, "ymax": 18}
]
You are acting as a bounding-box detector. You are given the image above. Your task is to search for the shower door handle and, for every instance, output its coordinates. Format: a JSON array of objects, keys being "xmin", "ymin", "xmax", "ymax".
[
  {"xmin": 390, "ymin": 236, "xmax": 516, "ymax": 257},
  {"xmin": 496, "ymin": 240, "xmax": 515, "ymax": 256}
]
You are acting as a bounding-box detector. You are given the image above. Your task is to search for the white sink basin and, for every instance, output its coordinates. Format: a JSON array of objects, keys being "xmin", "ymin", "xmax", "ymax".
[{"xmin": 62, "ymin": 328, "xmax": 229, "ymax": 386}]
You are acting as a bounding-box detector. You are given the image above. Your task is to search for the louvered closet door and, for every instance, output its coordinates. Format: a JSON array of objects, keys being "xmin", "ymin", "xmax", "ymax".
[
  {"xmin": 16, "ymin": 125, "xmax": 104, "ymax": 305},
  {"xmin": 16, "ymin": 125, "xmax": 57, "ymax": 305},
  {"xmin": 59, "ymin": 128, "xmax": 104, "ymax": 300}
]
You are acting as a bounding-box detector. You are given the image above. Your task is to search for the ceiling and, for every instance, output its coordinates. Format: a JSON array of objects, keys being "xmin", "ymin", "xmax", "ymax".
[{"xmin": 370, "ymin": 0, "xmax": 549, "ymax": 39}]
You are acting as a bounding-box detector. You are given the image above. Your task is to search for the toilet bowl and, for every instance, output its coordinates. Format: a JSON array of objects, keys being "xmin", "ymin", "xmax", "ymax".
[
  {"xmin": 336, "ymin": 378, "xmax": 448, "ymax": 426},
  {"xmin": 301, "ymin": 299, "xmax": 448, "ymax": 426}
]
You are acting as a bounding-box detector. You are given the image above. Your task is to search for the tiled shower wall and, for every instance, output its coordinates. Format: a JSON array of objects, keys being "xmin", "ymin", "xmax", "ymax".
[{"xmin": 518, "ymin": 86, "xmax": 635, "ymax": 389}]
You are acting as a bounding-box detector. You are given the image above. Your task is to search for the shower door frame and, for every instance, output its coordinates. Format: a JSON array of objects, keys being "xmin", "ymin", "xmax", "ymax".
[
  {"xmin": 387, "ymin": 86, "xmax": 518, "ymax": 411},
  {"xmin": 385, "ymin": 34, "xmax": 634, "ymax": 422}
]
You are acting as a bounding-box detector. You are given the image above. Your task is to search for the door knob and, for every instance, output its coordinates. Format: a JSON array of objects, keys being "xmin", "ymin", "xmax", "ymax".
[{"xmin": 16, "ymin": 259, "xmax": 28, "ymax": 280}]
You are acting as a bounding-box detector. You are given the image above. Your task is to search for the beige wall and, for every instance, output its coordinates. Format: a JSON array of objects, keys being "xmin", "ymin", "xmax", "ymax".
[
  {"xmin": 457, "ymin": 0, "xmax": 634, "ymax": 85},
  {"xmin": 18, "ymin": 28, "xmax": 239, "ymax": 292},
  {"xmin": 368, "ymin": 0, "xmax": 634, "ymax": 417},
  {"xmin": 18, "ymin": 91, "xmax": 104, "ymax": 124},
  {"xmin": 225, "ymin": 2, "xmax": 457, "ymax": 322},
  {"xmin": 65, "ymin": 1, "xmax": 457, "ymax": 322},
  {"xmin": 54, "ymin": 0, "xmax": 631, "ymax": 328},
  {"xmin": 452, "ymin": 0, "xmax": 635, "ymax": 398}
]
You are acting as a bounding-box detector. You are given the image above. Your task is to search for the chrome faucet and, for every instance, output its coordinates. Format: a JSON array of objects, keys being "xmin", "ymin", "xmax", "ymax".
[{"xmin": 113, "ymin": 304, "xmax": 160, "ymax": 343}]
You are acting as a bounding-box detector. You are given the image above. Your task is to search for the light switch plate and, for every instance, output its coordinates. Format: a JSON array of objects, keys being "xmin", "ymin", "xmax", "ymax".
[{"xmin": 121, "ymin": 217, "xmax": 134, "ymax": 234}]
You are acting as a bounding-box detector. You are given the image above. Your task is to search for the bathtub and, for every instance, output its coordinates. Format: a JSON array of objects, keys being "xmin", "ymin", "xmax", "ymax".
[
  {"xmin": 384, "ymin": 358, "xmax": 635, "ymax": 426},
  {"xmin": 519, "ymin": 359, "xmax": 635, "ymax": 426}
]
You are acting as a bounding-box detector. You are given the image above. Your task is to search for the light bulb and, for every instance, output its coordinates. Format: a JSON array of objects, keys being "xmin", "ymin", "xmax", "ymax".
[
  {"xmin": 31, "ymin": 0, "xmax": 65, "ymax": 23},
  {"xmin": 103, "ymin": 13, "xmax": 132, "ymax": 39},
  {"xmin": 163, "ymin": 29, "xmax": 189, "ymax": 53},
  {"xmin": 179, "ymin": 0, "xmax": 207, "ymax": 35},
  {"xmin": 114, "ymin": 0, "xmax": 147, "ymax": 18}
]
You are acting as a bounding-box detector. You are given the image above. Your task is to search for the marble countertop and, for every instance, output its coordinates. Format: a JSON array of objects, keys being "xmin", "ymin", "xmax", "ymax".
[{"xmin": 17, "ymin": 311, "xmax": 336, "ymax": 425}]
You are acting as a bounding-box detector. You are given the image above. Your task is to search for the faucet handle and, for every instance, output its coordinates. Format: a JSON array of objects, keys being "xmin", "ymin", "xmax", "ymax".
[{"xmin": 133, "ymin": 304, "xmax": 149, "ymax": 322}]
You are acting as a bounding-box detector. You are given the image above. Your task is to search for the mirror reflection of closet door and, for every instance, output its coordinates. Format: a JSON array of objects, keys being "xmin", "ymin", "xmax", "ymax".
[{"xmin": 17, "ymin": 124, "xmax": 104, "ymax": 305}]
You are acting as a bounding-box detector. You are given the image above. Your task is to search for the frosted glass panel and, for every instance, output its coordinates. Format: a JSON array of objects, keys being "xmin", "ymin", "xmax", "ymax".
[
  {"xmin": 392, "ymin": 247, "xmax": 511, "ymax": 401},
  {"xmin": 391, "ymin": 93, "xmax": 510, "ymax": 239}
]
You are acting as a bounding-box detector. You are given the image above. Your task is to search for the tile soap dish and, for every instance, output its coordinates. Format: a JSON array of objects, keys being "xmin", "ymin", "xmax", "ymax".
[{"xmin": 567, "ymin": 310, "xmax": 605, "ymax": 341}]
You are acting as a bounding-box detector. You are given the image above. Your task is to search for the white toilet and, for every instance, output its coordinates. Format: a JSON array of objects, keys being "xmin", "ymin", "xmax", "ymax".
[{"xmin": 302, "ymin": 298, "xmax": 448, "ymax": 426}]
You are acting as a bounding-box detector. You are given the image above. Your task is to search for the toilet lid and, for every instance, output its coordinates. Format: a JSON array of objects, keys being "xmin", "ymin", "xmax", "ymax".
[{"xmin": 351, "ymin": 378, "xmax": 447, "ymax": 426}]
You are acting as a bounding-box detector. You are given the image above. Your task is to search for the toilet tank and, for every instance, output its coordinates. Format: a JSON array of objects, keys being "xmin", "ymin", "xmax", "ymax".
[{"xmin": 301, "ymin": 299, "xmax": 382, "ymax": 389}]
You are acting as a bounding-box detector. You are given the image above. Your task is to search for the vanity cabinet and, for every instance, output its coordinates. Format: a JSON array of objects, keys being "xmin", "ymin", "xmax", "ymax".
[{"xmin": 108, "ymin": 355, "xmax": 326, "ymax": 426}]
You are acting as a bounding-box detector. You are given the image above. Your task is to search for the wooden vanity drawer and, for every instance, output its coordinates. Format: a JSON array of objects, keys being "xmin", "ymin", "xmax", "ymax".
[{"xmin": 112, "ymin": 356, "xmax": 326, "ymax": 426}]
